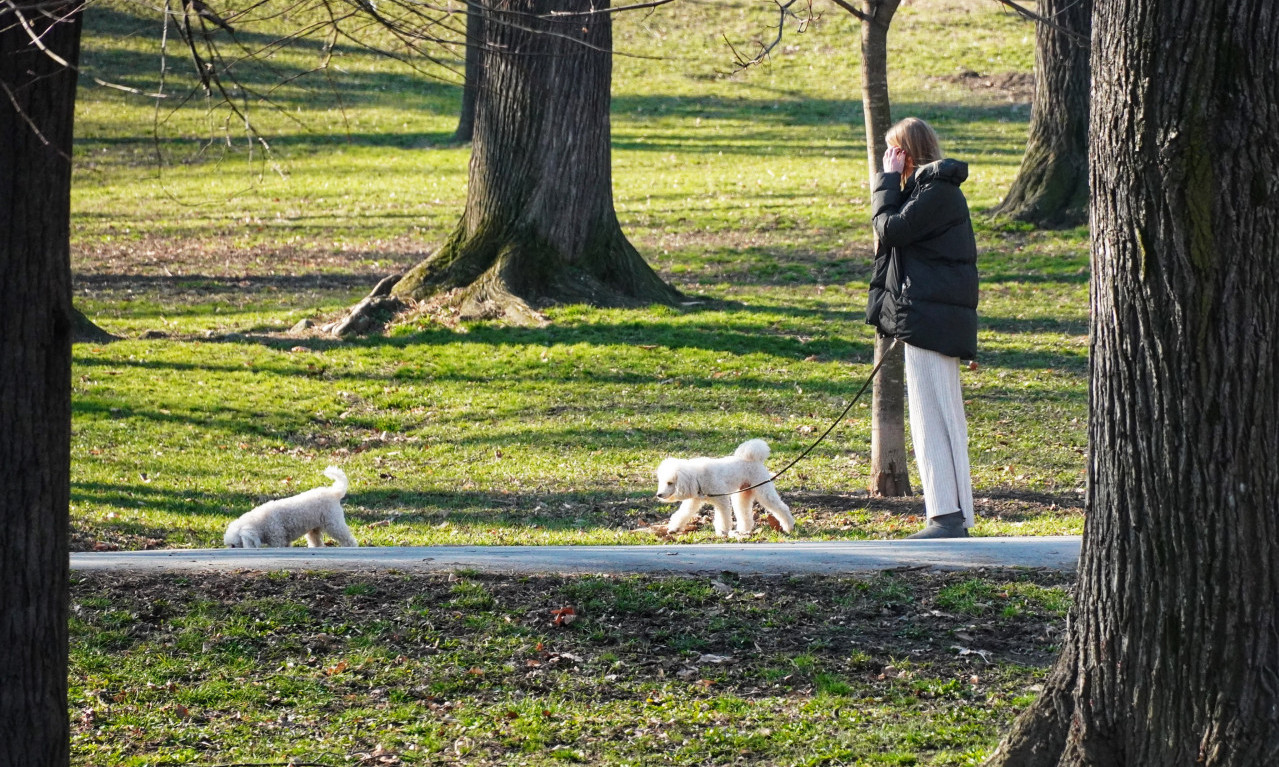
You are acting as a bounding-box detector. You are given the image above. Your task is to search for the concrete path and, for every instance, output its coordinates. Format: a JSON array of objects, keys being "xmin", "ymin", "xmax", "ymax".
[{"xmin": 71, "ymin": 536, "xmax": 1081, "ymax": 575}]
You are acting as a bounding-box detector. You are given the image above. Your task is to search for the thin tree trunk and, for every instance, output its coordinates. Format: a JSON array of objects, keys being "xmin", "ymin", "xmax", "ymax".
[
  {"xmin": 869, "ymin": 334, "xmax": 909, "ymax": 495},
  {"xmin": 395, "ymin": 0, "xmax": 680, "ymax": 321},
  {"xmin": 859, "ymin": 0, "xmax": 911, "ymax": 497},
  {"xmin": 986, "ymin": 0, "xmax": 1279, "ymax": 763},
  {"xmin": 453, "ymin": 0, "xmax": 482, "ymax": 143},
  {"xmin": 0, "ymin": 3, "xmax": 81, "ymax": 765},
  {"xmin": 992, "ymin": 0, "xmax": 1090, "ymax": 228}
]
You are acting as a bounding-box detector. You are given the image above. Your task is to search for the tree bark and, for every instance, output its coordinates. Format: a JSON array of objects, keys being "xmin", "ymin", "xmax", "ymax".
[
  {"xmin": 986, "ymin": 0, "xmax": 1279, "ymax": 764},
  {"xmin": 452, "ymin": 0, "xmax": 482, "ymax": 143},
  {"xmin": 992, "ymin": 0, "xmax": 1090, "ymax": 228},
  {"xmin": 71, "ymin": 306, "xmax": 121, "ymax": 343},
  {"xmin": 859, "ymin": 0, "xmax": 911, "ymax": 497},
  {"xmin": 395, "ymin": 0, "xmax": 681, "ymax": 322},
  {"xmin": 0, "ymin": 3, "xmax": 81, "ymax": 765}
]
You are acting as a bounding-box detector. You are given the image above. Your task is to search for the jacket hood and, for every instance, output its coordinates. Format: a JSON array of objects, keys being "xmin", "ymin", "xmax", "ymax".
[{"xmin": 913, "ymin": 158, "xmax": 968, "ymax": 187}]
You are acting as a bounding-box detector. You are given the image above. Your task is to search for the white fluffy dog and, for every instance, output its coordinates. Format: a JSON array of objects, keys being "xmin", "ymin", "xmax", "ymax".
[
  {"xmin": 224, "ymin": 466, "xmax": 358, "ymax": 548},
  {"xmin": 655, "ymin": 439, "xmax": 796, "ymax": 536}
]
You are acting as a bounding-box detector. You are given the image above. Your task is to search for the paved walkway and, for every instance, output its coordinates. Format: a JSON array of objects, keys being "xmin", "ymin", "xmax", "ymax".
[{"xmin": 71, "ymin": 536, "xmax": 1081, "ymax": 575}]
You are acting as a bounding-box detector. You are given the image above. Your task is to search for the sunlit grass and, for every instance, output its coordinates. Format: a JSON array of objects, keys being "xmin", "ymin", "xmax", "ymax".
[{"xmin": 69, "ymin": 0, "xmax": 1088, "ymax": 550}]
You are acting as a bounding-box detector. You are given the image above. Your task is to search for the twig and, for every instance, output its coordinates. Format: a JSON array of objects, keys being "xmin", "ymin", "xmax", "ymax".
[
  {"xmin": 549, "ymin": 0, "xmax": 676, "ymax": 16},
  {"xmin": 725, "ymin": 0, "xmax": 817, "ymax": 72},
  {"xmin": 991, "ymin": 0, "xmax": 1089, "ymax": 45},
  {"xmin": 825, "ymin": 0, "xmax": 870, "ymax": 23}
]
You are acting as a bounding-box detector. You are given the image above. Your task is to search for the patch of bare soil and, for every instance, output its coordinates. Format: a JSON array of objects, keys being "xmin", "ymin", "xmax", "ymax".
[
  {"xmin": 73, "ymin": 235, "xmax": 427, "ymax": 279},
  {"xmin": 935, "ymin": 70, "xmax": 1035, "ymax": 103},
  {"xmin": 72, "ymin": 236, "xmax": 425, "ymax": 312}
]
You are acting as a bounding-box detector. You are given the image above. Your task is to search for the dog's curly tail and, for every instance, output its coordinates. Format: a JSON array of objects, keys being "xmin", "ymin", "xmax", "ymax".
[
  {"xmin": 323, "ymin": 465, "xmax": 349, "ymax": 497},
  {"xmin": 734, "ymin": 438, "xmax": 771, "ymax": 463}
]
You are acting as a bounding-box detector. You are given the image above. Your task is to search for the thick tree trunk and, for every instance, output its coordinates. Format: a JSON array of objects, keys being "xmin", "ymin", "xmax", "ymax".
[
  {"xmin": 0, "ymin": 3, "xmax": 80, "ymax": 765},
  {"xmin": 395, "ymin": 0, "xmax": 681, "ymax": 322},
  {"xmin": 986, "ymin": 1, "xmax": 1279, "ymax": 764},
  {"xmin": 992, "ymin": 0, "xmax": 1090, "ymax": 228},
  {"xmin": 71, "ymin": 306, "xmax": 120, "ymax": 343},
  {"xmin": 859, "ymin": 0, "xmax": 911, "ymax": 497},
  {"xmin": 452, "ymin": 0, "xmax": 482, "ymax": 143}
]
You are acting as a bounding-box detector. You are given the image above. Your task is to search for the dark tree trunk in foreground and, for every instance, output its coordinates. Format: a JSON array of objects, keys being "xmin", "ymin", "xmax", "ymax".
[
  {"xmin": 986, "ymin": 1, "xmax": 1279, "ymax": 764},
  {"xmin": 452, "ymin": 0, "xmax": 482, "ymax": 143},
  {"xmin": 0, "ymin": 3, "xmax": 81, "ymax": 765},
  {"xmin": 992, "ymin": 0, "xmax": 1090, "ymax": 228},
  {"xmin": 395, "ymin": 0, "xmax": 681, "ymax": 322},
  {"xmin": 857, "ymin": 0, "xmax": 910, "ymax": 497}
]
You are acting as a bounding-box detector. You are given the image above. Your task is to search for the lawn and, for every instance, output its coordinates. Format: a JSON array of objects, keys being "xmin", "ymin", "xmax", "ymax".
[
  {"xmin": 70, "ymin": 0, "xmax": 1087, "ymax": 551},
  {"xmin": 71, "ymin": 567, "xmax": 1071, "ymax": 765},
  {"xmin": 66, "ymin": 0, "xmax": 1086, "ymax": 763}
]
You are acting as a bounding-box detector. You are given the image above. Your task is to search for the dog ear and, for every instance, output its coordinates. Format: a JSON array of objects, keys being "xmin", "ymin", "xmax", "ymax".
[
  {"xmin": 674, "ymin": 465, "xmax": 695, "ymax": 499},
  {"xmin": 656, "ymin": 459, "xmax": 678, "ymax": 495}
]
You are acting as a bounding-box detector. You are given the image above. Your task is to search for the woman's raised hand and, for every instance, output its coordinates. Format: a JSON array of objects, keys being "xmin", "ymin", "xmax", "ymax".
[{"xmin": 883, "ymin": 145, "xmax": 907, "ymax": 173}]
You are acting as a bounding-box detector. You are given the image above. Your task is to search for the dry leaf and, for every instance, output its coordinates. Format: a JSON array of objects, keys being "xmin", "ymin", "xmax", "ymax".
[
  {"xmin": 696, "ymin": 653, "xmax": 733, "ymax": 665},
  {"xmin": 324, "ymin": 660, "xmax": 349, "ymax": 676}
]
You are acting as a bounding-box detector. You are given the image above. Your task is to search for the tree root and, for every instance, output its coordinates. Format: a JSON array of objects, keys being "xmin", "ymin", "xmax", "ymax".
[
  {"xmin": 322, "ymin": 274, "xmax": 408, "ymax": 338},
  {"xmin": 72, "ymin": 307, "xmax": 121, "ymax": 344}
]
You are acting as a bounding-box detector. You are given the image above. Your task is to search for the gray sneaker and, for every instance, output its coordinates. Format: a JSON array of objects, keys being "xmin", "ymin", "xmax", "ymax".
[{"xmin": 905, "ymin": 511, "xmax": 969, "ymax": 539}]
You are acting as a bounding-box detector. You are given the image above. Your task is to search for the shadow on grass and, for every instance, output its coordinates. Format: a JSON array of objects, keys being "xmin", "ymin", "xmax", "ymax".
[
  {"xmin": 80, "ymin": 6, "xmax": 465, "ymax": 116},
  {"xmin": 72, "ymin": 480, "xmax": 276, "ymax": 519},
  {"xmin": 69, "ymin": 481, "xmax": 660, "ymax": 545},
  {"xmin": 72, "ymin": 307, "xmax": 1086, "ymax": 396},
  {"xmin": 981, "ymin": 316, "xmax": 1088, "ymax": 336},
  {"xmin": 70, "ymin": 480, "xmax": 1086, "ymax": 549}
]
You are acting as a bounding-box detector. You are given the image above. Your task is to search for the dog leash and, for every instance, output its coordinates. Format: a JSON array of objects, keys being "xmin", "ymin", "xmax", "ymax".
[{"xmin": 702, "ymin": 337, "xmax": 900, "ymax": 498}]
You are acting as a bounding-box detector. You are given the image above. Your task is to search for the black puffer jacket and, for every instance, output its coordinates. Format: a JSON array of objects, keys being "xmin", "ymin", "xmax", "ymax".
[{"xmin": 866, "ymin": 158, "xmax": 979, "ymax": 360}]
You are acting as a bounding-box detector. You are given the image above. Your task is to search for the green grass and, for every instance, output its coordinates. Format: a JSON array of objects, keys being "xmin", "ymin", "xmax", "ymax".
[
  {"xmin": 70, "ymin": 568, "xmax": 1071, "ymax": 765},
  {"xmin": 69, "ymin": 0, "xmax": 1087, "ymax": 550}
]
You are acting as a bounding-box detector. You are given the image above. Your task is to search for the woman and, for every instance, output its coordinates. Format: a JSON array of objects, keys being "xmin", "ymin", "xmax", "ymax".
[{"xmin": 866, "ymin": 117, "xmax": 979, "ymax": 539}]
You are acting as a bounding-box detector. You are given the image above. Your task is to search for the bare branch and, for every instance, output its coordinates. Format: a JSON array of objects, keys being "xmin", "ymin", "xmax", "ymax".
[
  {"xmin": 4, "ymin": 0, "xmax": 174, "ymax": 97},
  {"xmin": 824, "ymin": 0, "xmax": 869, "ymax": 22},
  {"xmin": 548, "ymin": 0, "xmax": 676, "ymax": 16},
  {"xmin": 0, "ymin": 77, "xmax": 56, "ymax": 148},
  {"xmin": 725, "ymin": 0, "xmax": 818, "ymax": 72},
  {"xmin": 991, "ymin": 0, "xmax": 1089, "ymax": 45},
  {"xmin": 4, "ymin": 0, "xmax": 73, "ymax": 68}
]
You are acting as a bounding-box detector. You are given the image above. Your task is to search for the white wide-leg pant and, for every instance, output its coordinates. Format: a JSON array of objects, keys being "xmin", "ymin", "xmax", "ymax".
[{"xmin": 904, "ymin": 344, "xmax": 975, "ymax": 527}]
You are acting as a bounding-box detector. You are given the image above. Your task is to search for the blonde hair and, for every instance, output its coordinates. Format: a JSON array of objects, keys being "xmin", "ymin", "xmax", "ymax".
[{"xmin": 885, "ymin": 117, "xmax": 943, "ymax": 166}]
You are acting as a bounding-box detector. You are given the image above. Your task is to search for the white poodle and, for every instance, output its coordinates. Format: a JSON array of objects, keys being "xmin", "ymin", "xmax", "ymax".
[
  {"xmin": 655, "ymin": 439, "xmax": 796, "ymax": 536},
  {"xmin": 224, "ymin": 466, "xmax": 358, "ymax": 548}
]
